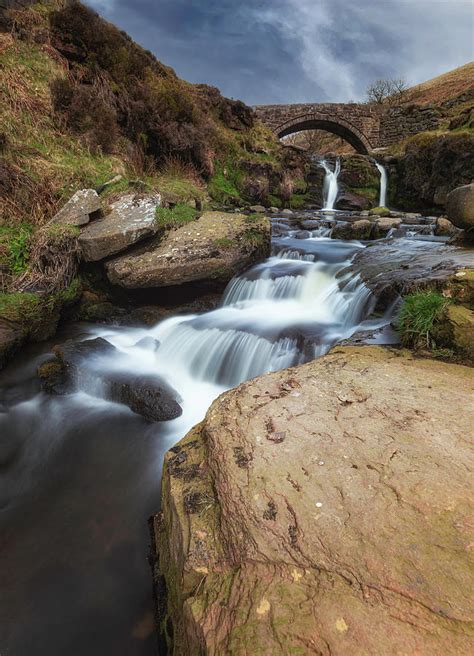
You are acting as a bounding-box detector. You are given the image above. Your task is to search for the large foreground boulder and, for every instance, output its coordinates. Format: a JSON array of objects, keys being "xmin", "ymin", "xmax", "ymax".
[
  {"xmin": 105, "ymin": 212, "xmax": 271, "ymax": 288},
  {"xmin": 447, "ymin": 183, "xmax": 474, "ymax": 236},
  {"xmin": 39, "ymin": 338, "xmax": 182, "ymax": 422},
  {"xmin": 78, "ymin": 193, "xmax": 161, "ymax": 261},
  {"xmin": 153, "ymin": 346, "xmax": 474, "ymax": 655}
]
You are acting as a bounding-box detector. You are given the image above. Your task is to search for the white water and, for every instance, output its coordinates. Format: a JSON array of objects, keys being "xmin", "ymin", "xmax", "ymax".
[
  {"xmin": 320, "ymin": 158, "xmax": 341, "ymax": 210},
  {"xmin": 72, "ymin": 226, "xmax": 390, "ymax": 440},
  {"xmin": 376, "ymin": 162, "xmax": 388, "ymax": 207}
]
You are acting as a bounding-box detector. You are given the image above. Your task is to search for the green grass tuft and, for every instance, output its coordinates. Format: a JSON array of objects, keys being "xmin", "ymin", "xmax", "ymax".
[
  {"xmin": 398, "ymin": 290, "xmax": 449, "ymax": 347},
  {"xmin": 155, "ymin": 204, "xmax": 198, "ymax": 230}
]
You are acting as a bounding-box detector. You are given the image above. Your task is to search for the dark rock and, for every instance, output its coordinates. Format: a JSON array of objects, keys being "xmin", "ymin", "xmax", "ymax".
[
  {"xmin": 42, "ymin": 338, "xmax": 182, "ymax": 421},
  {"xmin": 447, "ymin": 184, "xmax": 474, "ymax": 235},
  {"xmin": 337, "ymin": 191, "xmax": 372, "ymax": 211}
]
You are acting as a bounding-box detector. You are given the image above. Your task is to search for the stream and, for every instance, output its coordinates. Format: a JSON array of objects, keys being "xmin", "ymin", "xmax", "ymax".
[{"xmin": 0, "ymin": 214, "xmax": 433, "ymax": 655}]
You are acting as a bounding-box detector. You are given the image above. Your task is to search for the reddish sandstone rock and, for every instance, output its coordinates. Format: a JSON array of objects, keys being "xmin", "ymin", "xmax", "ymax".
[{"xmin": 153, "ymin": 346, "xmax": 474, "ymax": 655}]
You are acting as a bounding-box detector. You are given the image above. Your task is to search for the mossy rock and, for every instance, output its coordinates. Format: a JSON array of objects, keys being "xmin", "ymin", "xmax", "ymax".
[{"xmin": 369, "ymin": 206, "xmax": 391, "ymax": 217}]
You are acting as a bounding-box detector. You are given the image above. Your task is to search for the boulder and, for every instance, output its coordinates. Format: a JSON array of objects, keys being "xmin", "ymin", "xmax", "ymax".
[
  {"xmin": 40, "ymin": 338, "xmax": 182, "ymax": 422},
  {"xmin": 369, "ymin": 206, "xmax": 391, "ymax": 217},
  {"xmin": 432, "ymin": 304, "xmax": 474, "ymax": 361},
  {"xmin": 372, "ymin": 216, "xmax": 402, "ymax": 238},
  {"xmin": 332, "ymin": 219, "xmax": 372, "ymax": 240},
  {"xmin": 78, "ymin": 193, "xmax": 161, "ymax": 261},
  {"xmin": 106, "ymin": 212, "xmax": 271, "ymax": 289},
  {"xmin": 351, "ymin": 239, "xmax": 474, "ymax": 307},
  {"xmin": 248, "ymin": 205, "xmax": 266, "ymax": 213},
  {"xmin": 50, "ymin": 189, "xmax": 102, "ymax": 227},
  {"xmin": 447, "ymin": 183, "xmax": 474, "ymax": 234},
  {"xmin": 337, "ymin": 191, "xmax": 372, "ymax": 211},
  {"xmin": 153, "ymin": 346, "xmax": 474, "ymax": 655},
  {"xmin": 435, "ymin": 217, "xmax": 458, "ymax": 237}
]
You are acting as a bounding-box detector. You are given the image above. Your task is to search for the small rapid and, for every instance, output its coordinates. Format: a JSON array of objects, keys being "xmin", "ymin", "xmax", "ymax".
[{"xmin": 81, "ymin": 222, "xmax": 386, "ymax": 439}]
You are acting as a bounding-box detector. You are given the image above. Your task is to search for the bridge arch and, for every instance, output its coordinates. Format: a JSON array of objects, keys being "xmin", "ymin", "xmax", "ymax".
[{"xmin": 276, "ymin": 113, "xmax": 373, "ymax": 154}]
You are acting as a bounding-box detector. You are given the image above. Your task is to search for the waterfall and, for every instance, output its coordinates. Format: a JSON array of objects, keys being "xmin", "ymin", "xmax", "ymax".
[
  {"xmin": 319, "ymin": 158, "xmax": 341, "ymax": 210},
  {"xmin": 375, "ymin": 162, "xmax": 388, "ymax": 207}
]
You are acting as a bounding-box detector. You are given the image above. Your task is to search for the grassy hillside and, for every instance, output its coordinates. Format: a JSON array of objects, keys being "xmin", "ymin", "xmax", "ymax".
[
  {"xmin": 404, "ymin": 62, "xmax": 474, "ymax": 106},
  {"xmin": 0, "ymin": 0, "xmax": 310, "ymax": 358},
  {"xmin": 0, "ymin": 0, "xmax": 305, "ymax": 234}
]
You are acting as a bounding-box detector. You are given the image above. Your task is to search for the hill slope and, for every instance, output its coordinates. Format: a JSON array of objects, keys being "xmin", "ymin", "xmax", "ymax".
[{"xmin": 404, "ymin": 62, "xmax": 474, "ymax": 106}]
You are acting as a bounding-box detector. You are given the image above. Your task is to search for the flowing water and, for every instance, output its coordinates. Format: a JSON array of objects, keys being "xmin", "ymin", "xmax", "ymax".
[
  {"xmin": 375, "ymin": 162, "xmax": 388, "ymax": 207},
  {"xmin": 0, "ymin": 216, "xmax": 398, "ymax": 655},
  {"xmin": 319, "ymin": 158, "xmax": 341, "ymax": 210}
]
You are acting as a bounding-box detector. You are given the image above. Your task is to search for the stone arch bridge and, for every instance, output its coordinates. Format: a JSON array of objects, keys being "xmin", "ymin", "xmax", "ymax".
[{"xmin": 254, "ymin": 102, "xmax": 439, "ymax": 154}]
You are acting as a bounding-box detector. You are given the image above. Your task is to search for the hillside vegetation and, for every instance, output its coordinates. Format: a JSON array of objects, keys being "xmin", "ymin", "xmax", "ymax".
[{"xmin": 0, "ymin": 0, "xmax": 305, "ymax": 232}]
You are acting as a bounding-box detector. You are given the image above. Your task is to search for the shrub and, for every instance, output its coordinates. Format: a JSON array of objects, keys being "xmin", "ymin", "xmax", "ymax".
[{"xmin": 398, "ymin": 290, "xmax": 449, "ymax": 348}]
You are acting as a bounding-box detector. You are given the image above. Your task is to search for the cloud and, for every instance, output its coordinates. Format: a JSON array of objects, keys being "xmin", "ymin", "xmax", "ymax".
[{"xmin": 84, "ymin": 0, "xmax": 474, "ymax": 104}]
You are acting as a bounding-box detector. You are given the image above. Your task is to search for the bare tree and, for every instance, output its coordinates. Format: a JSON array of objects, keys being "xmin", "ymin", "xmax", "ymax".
[{"xmin": 366, "ymin": 77, "xmax": 409, "ymax": 106}]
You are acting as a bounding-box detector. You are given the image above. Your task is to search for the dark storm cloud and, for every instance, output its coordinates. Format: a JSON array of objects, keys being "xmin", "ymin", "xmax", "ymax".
[{"xmin": 86, "ymin": 0, "xmax": 474, "ymax": 105}]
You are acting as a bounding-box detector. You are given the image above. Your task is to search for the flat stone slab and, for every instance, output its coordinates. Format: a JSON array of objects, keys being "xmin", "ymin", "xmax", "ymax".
[
  {"xmin": 155, "ymin": 346, "xmax": 474, "ymax": 655},
  {"xmin": 79, "ymin": 193, "xmax": 161, "ymax": 261},
  {"xmin": 106, "ymin": 211, "xmax": 271, "ymax": 289},
  {"xmin": 50, "ymin": 189, "xmax": 101, "ymax": 227}
]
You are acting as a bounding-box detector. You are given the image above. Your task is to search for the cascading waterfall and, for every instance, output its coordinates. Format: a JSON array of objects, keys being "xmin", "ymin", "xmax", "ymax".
[
  {"xmin": 320, "ymin": 158, "xmax": 341, "ymax": 210},
  {"xmin": 375, "ymin": 161, "xmax": 388, "ymax": 207},
  {"xmin": 80, "ymin": 229, "xmax": 386, "ymax": 438}
]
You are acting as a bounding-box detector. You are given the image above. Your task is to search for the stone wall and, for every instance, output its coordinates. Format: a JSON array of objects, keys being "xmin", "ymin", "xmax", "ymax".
[{"xmin": 380, "ymin": 105, "xmax": 442, "ymax": 145}]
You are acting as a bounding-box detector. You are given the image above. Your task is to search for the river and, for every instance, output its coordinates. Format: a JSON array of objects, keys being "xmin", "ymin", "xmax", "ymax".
[{"xmin": 1, "ymin": 213, "xmax": 404, "ymax": 655}]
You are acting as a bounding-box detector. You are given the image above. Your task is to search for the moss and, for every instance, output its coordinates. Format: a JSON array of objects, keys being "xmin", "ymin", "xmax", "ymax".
[
  {"xmin": 37, "ymin": 359, "xmax": 62, "ymax": 380},
  {"xmin": 349, "ymin": 186, "xmax": 379, "ymax": 201},
  {"xmin": 268, "ymin": 194, "xmax": 282, "ymax": 208},
  {"xmin": 155, "ymin": 204, "xmax": 198, "ymax": 229},
  {"xmin": 213, "ymin": 237, "xmax": 234, "ymax": 249},
  {"xmin": 242, "ymin": 228, "xmax": 265, "ymax": 247},
  {"xmin": 0, "ymin": 292, "xmax": 40, "ymax": 324},
  {"xmin": 369, "ymin": 206, "xmax": 391, "ymax": 216},
  {"xmin": 289, "ymin": 193, "xmax": 308, "ymax": 209},
  {"xmin": 398, "ymin": 290, "xmax": 450, "ymax": 348},
  {"xmin": 208, "ymin": 161, "xmax": 243, "ymax": 205}
]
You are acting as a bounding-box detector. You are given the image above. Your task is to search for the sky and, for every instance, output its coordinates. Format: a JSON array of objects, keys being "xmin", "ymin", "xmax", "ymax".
[{"xmin": 86, "ymin": 0, "xmax": 474, "ymax": 105}]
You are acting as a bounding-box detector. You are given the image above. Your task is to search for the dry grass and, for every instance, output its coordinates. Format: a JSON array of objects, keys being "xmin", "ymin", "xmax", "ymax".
[
  {"xmin": 13, "ymin": 225, "xmax": 80, "ymax": 294},
  {"xmin": 404, "ymin": 62, "xmax": 474, "ymax": 106}
]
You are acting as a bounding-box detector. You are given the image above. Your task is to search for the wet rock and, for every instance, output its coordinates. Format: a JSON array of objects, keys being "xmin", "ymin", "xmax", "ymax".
[
  {"xmin": 106, "ymin": 212, "xmax": 271, "ymax": 289},
  {"xmin": 247, "ymin": 205, "xmax": 266, "ymax": 213},
  {"xmin": 372, "ymin": 216, "xmax": 402, "ymax": 238},
  {"xmin": 134, "ymin": 336, "xmax": 160, "ymax": 351},
  {"xmin": 332, "ymin": 219, "xmax": 372, "ymax": 240},
  {"xmin": 0, "ymin": 319, "xmax": 25, "ymax": 370},
  {"xmin": 337, "ymin": 191, "xmax": 372, "ymax": 211},
  {"xmin": 78, "ymin": 193, "xmax": 161, "ymax": 261},
  {"xmin": 50, "ymin": 189, "xmax": 102, "ymax": 227},
  {"xmin": 369, "ymin": 206, "xmax": 391, "ymax": 217},
  {"xmin": 352, "ymin": 238, "xmax": 474, "ymax": 306},
  {"xmin": 41, "ymin": 338, "xmax": 182, "ymax": 421},
  {"xmin": 153, "ymin": 346, "xmax": 474, "ymax": 655},
  {"xmin": 435, "ymin": 217, "xmax": 459, "ymax": 237},
  {"xmin": 447, "ymin": 183, "xmax": 474, "ymax": 236}
]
